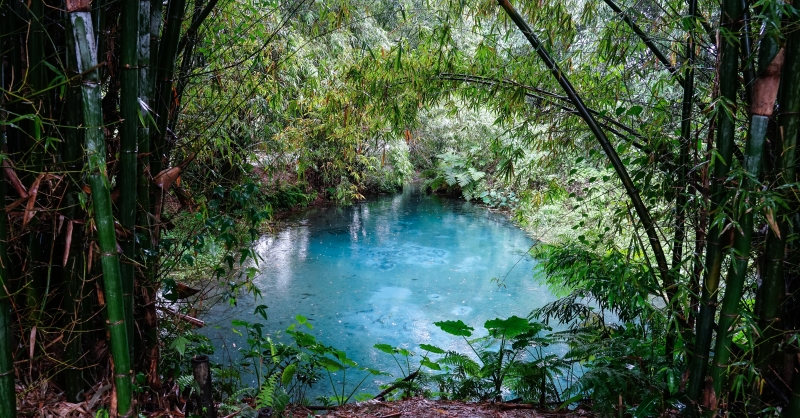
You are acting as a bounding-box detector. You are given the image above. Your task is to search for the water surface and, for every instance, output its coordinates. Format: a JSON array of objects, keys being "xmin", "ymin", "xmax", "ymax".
[{"xmin": 202, "ymin": 185, "xmax": 561, "ymax": 395}]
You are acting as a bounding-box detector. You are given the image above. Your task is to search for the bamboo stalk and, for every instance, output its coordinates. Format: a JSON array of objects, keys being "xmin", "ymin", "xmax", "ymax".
[
  {"xmin": 686, "ymin": 0, "xmax": 743, "ymax": 405},
  {"xmin": 601, "ymin": 0, "xmax": 679, "ymax": 79},
  {"xmin": 62, "ymin": 21, "xmax": 89, "ymax": 402},
  {"xmin": 708, "ymin": 9, "xmax": 783, "ymax": 409},
  {"xmin": 788, "ymin": 372, "xmax": 800, "ymax": 417},
  {"xmin": 740, "ymin": 0, "xmax": 756, "ymax": 108},
  {"xmin": 756, "ymin": 7, "xmax": 799, "ymax": 406},
  {"xmin": 152, "ymin": 0, "xmax": 187, "ymax": 177},
  {"xmin": 176, "ymin": 0, "xmax": 219, "ymax": 54},
  {"xmin": 150, "ymin": 0, "xmax": 186, "ymax": 262},
  {"xmin": 709, "ymin": 113, "xmax": 768, "ymax": 410},
  {"xmin": 22, "ymin": 0, "xmax": 48, "ymax": 328},
  {"xmin": 496, "ymin": 0, "xmax": 673, "ymax": 302},
  {"xmin": 67, "ymin": 0, "xmax": 134, "ymax": 414},
  {"xmin": 136, "ymin": 0, "xmax": 161, "ymax": 390},
  {"xmin": 0, "ymin": 133, "xmax": 17, "ymax": 418},
  {"xmin": 667, "ymin": 0, "xmax": 697, "ymax": 358},
  {"xmin": 120, "ymin": 0, "xmax": 141, "ymax": 361},
  {"xmin": 170, "ymin": 0, "xmax": 205, "ymax": 134}
]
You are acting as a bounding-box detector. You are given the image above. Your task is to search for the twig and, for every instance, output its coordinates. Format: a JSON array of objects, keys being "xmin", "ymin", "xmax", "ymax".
[
  {"xmin": 157, "ymin": 306, "xmax": 205, "ymax": 327},
  {"xmin": 373, "ymin": 371, "xmax": 419, "ymax": 401}
]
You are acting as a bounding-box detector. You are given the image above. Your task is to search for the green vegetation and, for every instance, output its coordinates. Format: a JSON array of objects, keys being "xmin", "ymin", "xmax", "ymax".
[{"xmin": 2, "ymin": 0, "xmax": 800, "ymax": 416}]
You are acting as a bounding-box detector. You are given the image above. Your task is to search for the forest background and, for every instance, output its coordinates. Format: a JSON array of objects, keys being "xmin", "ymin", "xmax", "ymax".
[{"xmin": 1, "ymin": 0, "xmax": 799, "ymax": 416}]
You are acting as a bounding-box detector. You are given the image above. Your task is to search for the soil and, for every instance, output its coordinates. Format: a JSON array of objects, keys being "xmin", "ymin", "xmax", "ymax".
[{"xmin": 283, "ymin": 398, "xmax": 596, "ymax": 418}]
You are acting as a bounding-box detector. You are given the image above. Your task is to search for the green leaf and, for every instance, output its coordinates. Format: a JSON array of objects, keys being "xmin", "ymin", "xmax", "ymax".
[
  {"xmin": 296, "ymin": 315, "xmax": 312, "ymax": 329},
  {"xmin": 374, "ymin": 343, "xmax": 394, "ymax": 354},
  {"xmin": 420, "ymin": 343, "xmax": 446, "ymax": 354},
  {"xmin": 434, "ymin": 320, "xmax": 473, "ymax": 337},
  {"xmin": 170, "ymin": 335, "xmax": 190, "ymax": 357},
  {"xmin": 231, "ymin": 319, "xmax": 249, "ymax": 327},
  {"xmin": 484, "ymin": 316, "xmax": 531, "ymax": 339},
  {"xmin": 318, "ymin": 357, "xmax": 343, "ymax": 372},
  {"xmin": 421, "ymin": 357, "xmax": 441, "ymax": 371},
  {"xmin": 281, "ymin": 364, "xmax": 297, "ymax": 386},
  {"xmin": 626, "ymin": 105, "xmax": 643, "ymax": 116},
  {"xmin": 254, "ymin": 305, "xmax": 269, "ymax": 322}
]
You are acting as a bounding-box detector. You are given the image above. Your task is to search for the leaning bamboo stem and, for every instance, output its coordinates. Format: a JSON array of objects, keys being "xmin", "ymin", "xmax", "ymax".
[
  {"xmin": 496, "ymin": 0, "xmax": 673, "ymax": 301},
  {"xmin": 68, "ymin": 0, "xmax": 133, "ymax": 414},
  {"xmin": 601, "ymin": 0, "xmax": 679, "ymax": 79}
]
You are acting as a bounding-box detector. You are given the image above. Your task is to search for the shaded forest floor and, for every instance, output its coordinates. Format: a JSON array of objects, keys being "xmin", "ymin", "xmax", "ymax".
[
  {"xmin": 21, "ymin": 385, "xmax": 601, "ymax": 418},
  {"xmin": 287, "ymin": 398, "xmax": 598, "ymax": 418}
]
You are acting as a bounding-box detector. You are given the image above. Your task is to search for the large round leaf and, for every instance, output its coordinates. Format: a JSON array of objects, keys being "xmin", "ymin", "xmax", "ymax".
[
  {"xmin": 434, "ymin": 320, "xmax": 474, "ymax": 337},
  {"xmin": 484, "ymin": 316, "xmax": 531, "ymax": 339}
]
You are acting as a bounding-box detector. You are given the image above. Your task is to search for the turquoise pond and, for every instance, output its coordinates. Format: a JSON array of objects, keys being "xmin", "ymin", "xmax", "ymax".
[{"xmin": 199, "ymin": 184, "xmax": 567, "ymax": 397}]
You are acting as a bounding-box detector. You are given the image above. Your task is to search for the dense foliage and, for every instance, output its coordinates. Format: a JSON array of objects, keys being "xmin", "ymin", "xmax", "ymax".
[{"xmin": 2, "ymin": 0, "xmax": 800, "ymax": 416}]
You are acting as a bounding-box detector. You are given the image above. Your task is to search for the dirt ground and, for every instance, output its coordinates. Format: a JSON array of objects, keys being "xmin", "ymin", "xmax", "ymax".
[{"xmin": 284, "ymin": 398, "xmax": 596, "ymax": 418}]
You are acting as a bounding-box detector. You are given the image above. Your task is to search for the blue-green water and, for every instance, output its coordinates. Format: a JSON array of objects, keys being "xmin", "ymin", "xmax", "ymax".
[{"xmin": 201, "ymin": 184, "xmax": 563, "ymax": 396}]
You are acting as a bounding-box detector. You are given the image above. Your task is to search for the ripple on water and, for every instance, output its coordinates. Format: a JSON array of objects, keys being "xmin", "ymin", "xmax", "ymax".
[
  {"xmin": 362, "ymin": 243, "xmax": 449, "ymax": 271},
  {"xmin": 451, "ymin": 306, "xmax": 473, "ymax": 316},
  {"xmin": 370, "ymin": 286, "xmax": 412, "ymax": 301}
]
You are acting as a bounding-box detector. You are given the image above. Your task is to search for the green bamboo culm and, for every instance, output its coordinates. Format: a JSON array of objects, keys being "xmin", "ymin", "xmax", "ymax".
[
  {"xmin": 708, "ymin": 115, "xmax": 767, "ymax": 410},
  {"xmin": 120, "ymin": 0, "xmax": 140, "ymax": 358},
  {"xmin": 789, "ymin": 370, "xmax": 800, "ymax": 417},
  {"xmin": 152, "ymin": 0, "xmax": 187, "ymax": 176},
  {"xmin": 136, "ymin": 0, "xmax": 161, "ymax": 389},
  {"xmin": 686, "ymin": 0, "xmax": 743, "ymax": 406},
  {"xmin": 709, "ymin": 16, "xmax": 785, "ymax": 410},
  {"xmin": 0, "ymin": 134, "xmax": 17, "ymax": 418},
  {"xmin": 67, "ymin": 0, "xmax": 134, "ymax": 415},
  {"xmin": 23, "ymin": 0, "xmax": 47, "ymax": 326},
  {"xmin": 739, "ymin": 0, "xmax": 756, "ymax": 108},
  {"xmin": 62, "ymin": 21, "xmax": 89, "ymax": 402},
  {"xmin": 756, "ymin": 6, "xmax": 799, "ymax": 410},
  {"xmin": 601, "ymin": 0, "xmax": 679, "ymax": 79},
  {"xmin": 668, "ymin": 0, "xmax": 697, "ymax": 358},
  {"xmin": 495, "ymin": 0, "xmax": 673, "ymax": 303}
]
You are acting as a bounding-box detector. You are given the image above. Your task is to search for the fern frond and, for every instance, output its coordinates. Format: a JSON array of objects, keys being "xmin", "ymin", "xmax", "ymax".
[{"xmin": 256, "ymin": 373, "xmax": 280, "ymax": 409}]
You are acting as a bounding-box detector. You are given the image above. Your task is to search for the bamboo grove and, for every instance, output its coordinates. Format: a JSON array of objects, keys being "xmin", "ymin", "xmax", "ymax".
[{"xmin": 1, "ymin": 0, "xmax": 800, "ymax": 416}]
